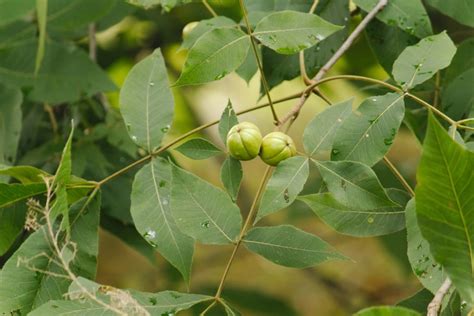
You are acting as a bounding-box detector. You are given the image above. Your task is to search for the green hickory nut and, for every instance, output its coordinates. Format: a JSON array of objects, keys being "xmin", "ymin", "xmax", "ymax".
[
  {"xmin": 182, "ymin": 21, "xmax": 198, "ymax": 38},
  {"xmin": 259, "ymin": 132, "xmax": 296, "ymax": 166},
  {"xmin": 226, "ymin": 122, "xmax": 263, "ymax": 161}
]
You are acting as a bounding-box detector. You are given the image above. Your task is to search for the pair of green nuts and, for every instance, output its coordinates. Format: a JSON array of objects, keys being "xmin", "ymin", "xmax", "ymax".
[{"xmin": 226, "ymin": 122, "xmax": 296, "ymax": 166}]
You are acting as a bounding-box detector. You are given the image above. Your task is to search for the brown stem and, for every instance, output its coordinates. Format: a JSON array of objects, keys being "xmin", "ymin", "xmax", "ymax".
[
  {"xmin": 44, "ymin": 103, "xmax": 58, "ymax": 136},
  {"xmin": 382, "ymin": 156, "xmax": 415, "ymax": 197},
  {"xmin": 239, "ymin": 0, "xmax": 280, "ymax": 125},
  {"xmin": 214, "ymin": 166, "xmax": 273, "ymax": 298},
  {"xmin": 202, "ymin": 0, "xmax": 218, "ymax": 17},
  {"xmin": 278, "ymin": 0, "xmax": 388, "ymax": 126},
  {"xmin": 427, "ymin": 278, "xmax": 452, "ymax": 316},
  {"xmin": 96, "ymin": 93, "xmax": 300, "ymax": 186},
  {"xmin": 88, "ymin": 23, "xmax": 97, "ymax": 62}
]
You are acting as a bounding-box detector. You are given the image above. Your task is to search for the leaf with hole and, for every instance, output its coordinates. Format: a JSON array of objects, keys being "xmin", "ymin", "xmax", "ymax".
[
  {"xmin": 256, "ymin": 156, "xmax": 309, "ymax": 222},
  {"xmin": 415, "ymin": 114, "xmax": 474, "ymax": 303},
  {"xmin": 314, "ymin": 160, "xmax": 399, "ymax": 210},
  {"xmin": 353, "ymin": 0, "xmax": 432, "ymax": 38},
  {"xmin": 392, "ymin": 32, "xmax": 456, "ymax": 90},
  {"xmin": 303, "ymin": 98, "xmax": 353, "ymax": 158}
]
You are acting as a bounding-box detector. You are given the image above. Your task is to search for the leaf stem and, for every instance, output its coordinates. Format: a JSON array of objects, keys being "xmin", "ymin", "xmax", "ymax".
[
  {"xmin": 382, "ymin": 156, "xmax": 415, "ymax": 197},
  {"xmin": 239, "ymin": 0, "xmax": 280, "ymax": 125},
  {"xmin": 202, "ymin": 0, "xmax": 218, "ymax": 17},
  {"xmin": 214, "ymin": 165, "xmax": 273, "ymax": 299},
  {"xmin": 44, "ymin": 103, "xmax": 58, "ymax": 136}
]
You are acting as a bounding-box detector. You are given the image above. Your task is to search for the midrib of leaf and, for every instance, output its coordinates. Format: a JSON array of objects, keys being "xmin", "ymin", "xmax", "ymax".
[
  {"xmin": 432, "ymin": 126, "xmax": 474, "ymax": 274},
  {"xmin": 143, "ymin": 297, "xmax": 213, "ymax": 309},
  {"xmin": 261, "ymin": 158, "xmax": 307, "ymax": 210},
  {"xmin": 182, "ymin": 34, "xmax": 248, "ymax": 77},
  {"xmin": 309, "ymin": 108, "xmax": 351, "ymax": 156},
  {"xmin": 149, "ymin": 162, "xmax": 187, "ymax": 271},
  {"xmin": 180, "ymin": 178, "xmax": 234, "ymax": 243},
  {"xmin": 313, "ymin": 159, "xmax": 400, "ymax": 207},
  {"xmin": 405, "ymin": 39, "xmax": 437, "ymax": 88},
  {"xmin": 343, "ymin": 94, "xmax": 404, "ymax": 160},
  {"xmin": 145, "ymin": 58, "xmax": 158, "ymax": 152},
  {"xmin": 253, "ymin": 27, "xmax": 326, "ymax": 35},
  {"xmin": 243, "ymin": 239, "xmax": 330, "ymax": 254}
]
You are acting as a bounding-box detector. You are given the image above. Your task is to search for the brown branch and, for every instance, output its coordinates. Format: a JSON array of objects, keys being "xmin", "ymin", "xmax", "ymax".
[
  {"xmin": 427, "ymin": 278, "xmax": 452, "ymax": 316},
  {"xmin": 278, "ymin": 0, "xmax": 388, "ymax": 126}
]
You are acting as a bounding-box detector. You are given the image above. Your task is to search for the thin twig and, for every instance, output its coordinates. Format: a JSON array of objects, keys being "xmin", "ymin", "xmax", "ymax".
[
  {"xmin": 97, "ymin": 93, "xmax": 300, "ymax": 186},
  {"xmin": 433, "ymin": 72, "xmax": 440, "ymax": 108},
  {"xmin": 309, "ymin": 0, "xmax": 319, "ymax": 14},
  {"xmin": 214, "ymin": 166, "xmax": 273, "ymax": 298},
  {"xmin": 44, "ymin": 103, "xmax": 58, "ymax": 135},
  {"xmin": 427, "ymin": 278, "xmax": 452, "ymax": 316},
  {"xmin": 312, "ymin": 0, "xmax": 387, "ymax": 82},
  {"xmin": 278, "ymin": 0, "xmax": 388, "ymax": 126},
  {"xmin": 239, "ymin": 0, "xmax": 280, "ymax": 124},
  {"xmin": 383, "ymin": 156, "xmax": 415, "ymax": 197},
  {"xmin": 88, "ymin": 23, "xmax": 97, "ymax": 62},
  {"xmin": 202, "ymin": 0, "xmax": 217, "ymax": 17},
  {"xmin": 200, "ymin": 300, "xmax": 217, "ymax": 315}
]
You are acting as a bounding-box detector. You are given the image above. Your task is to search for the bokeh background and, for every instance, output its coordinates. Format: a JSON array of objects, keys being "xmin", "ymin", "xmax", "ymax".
[{"xmin": 7, "ymin": 0, "xmax": 471, "ymax": 315}]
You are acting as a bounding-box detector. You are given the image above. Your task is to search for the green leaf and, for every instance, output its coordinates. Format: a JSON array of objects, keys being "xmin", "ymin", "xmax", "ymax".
[
  {"xmin": 331, "ymin": 92, "xmax": 405, "ymax": 166},
  {"xmin": 0, "ymin": 0, "xmax": 35, "ymax": 26},
  {"xmin": 354, "ymin": 306, "xmax": 421, "ymax": 316},
  {"xmin": 130, "ymin": 157, "xmax": 194, "ymax": 283},
  {"xmin": 256, "ymin": 156, "xmax": 309, "ymax": 222},
  {"xmin": 243, "ymin": 0, "xmax": 311, "ymax": 12},
  {"xmin": 303, "ymin": 99, "xmax": 353, "ymax": 158},
  {"xmin": 46, "ymin": 0, "xmax": 116, "ymax": 34},
  {"xmin": 53, "ymin": 128, "xmax": 73, "ymax": 187},
  {"xmin": 253, "ymin": 10, "xmax": 343, "ymax": 55},
  {"xmin": 127, "ymin": 0, "xmax": 192, "ymax": 11},
  {"xmin": 0, "ymin": 40, "xmax": 116, "ymax": 103},
  {"xmin": 0, "ymin": 165, "xmax": 49, "ymax": 184},
  {"xmin": 222, "ymin": 299, "xmax": 242, "ymax": 316},
  {"xmin": 260, "ymin": 0, "xmax": 349, "ymax": 91},
  {"xmin": 235, "ymin": 44, "xmax": 258, "ymax": 84},
  {"xmin": 444, "ymin": 38, "xmax": 474, "ymax": 84},
  {"xmin": 353, "ymin": 0, "xmax": 432, "ymax": 38},
  {"xmin": 218, "ymin": 100, "xmax": 239, "ymax": 145},
  {"xmin": 34, "ymin": 0, "xmax": 48, "ymax": 75},
  {"xmin": 0, "ymin": 183, "xmax": 46, "ymax": 208},
  {"xmin": 0, "ymin": 202, "xmax": 27, "ymax": 255},
  {"xmin": 392, "ymin": 32, "xmax": 456, "ymax": 90},
  {"xmin": 397, "ymin": 289, "xmax": 434, "ymax": 313},
  {"xmin": 0, "ymin": 194, "xmax": 101, "ymax": 314},
  {"xmin": 175, "ymin": 138, "xmax": 222, "ymax": 160},
  {"xmin": 426, "ymin": 0, "xmax": 474, "ymax": 27},
  {"xmin": 243, "ymin": 225, "xmax": 346, "ymax": 268},
  {"xmin": 365, "ymin": 18, "xmax": 418, "ymax": 74},
  {"xmin": 405, "ymin": 199, "xmax": 448, "ymax": 293},
  {"xmin": 415, "ymin": 114, "xmax": 474, "ymax": 303},
  {"xmin": 120, "ymin": 48, "xmax": 174, "ymax": 152},
  {"xmin": 171, "ymin": 164, "xmax": 242, "ymax": 244},
  {"xmin": 29, "ymin": 286, "xmax": 212, "ymax": 315},
  {"xmin": 174, "ymin": 28, "xmax": 250, "ymax": 86},
  {"xmin": 314, "ymin": 160, "xmax": 399, "ymax": 210},
  {"xmin": 220, "ymin": 157, "xmax": 243, "ymax": 201},
  {"xmin": 299, "ymin": 188, "xmax": 408, "ymax": 237},
  {"xmin": 442, "ymin": 68, "xmax": 474, "ymax": 121},
  {"xmin": 181, "ymin": 16, "xmax": 237, "ymax": 51},
  {"xmin": 0, "ymin": 84, "xmax": 22, "ymax": 167}
]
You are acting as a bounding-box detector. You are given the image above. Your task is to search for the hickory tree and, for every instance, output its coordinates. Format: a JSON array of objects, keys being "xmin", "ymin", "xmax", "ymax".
[{"xmin": 0, "ymin": 0, "xmax": 473, "ymax": 315}]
